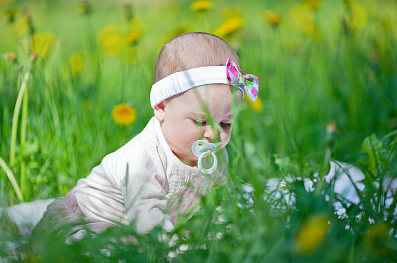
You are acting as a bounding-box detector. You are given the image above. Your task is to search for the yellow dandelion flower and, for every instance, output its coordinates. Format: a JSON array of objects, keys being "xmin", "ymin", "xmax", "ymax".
[
  {"xmin": 12, "ymin": 17, "xmax": 29, "ymax": 36},
  {"xmin": 99, "ymin": 25, "xmax": 124, "ymax": 56},
  {"xmin": 344, "ymin": 0, "xmax": 368, "ymax": 30},
  {"xmin": 214, "ymin": 17, "xmax": 244, "ymax": 38},
  {"xmin": 32, "ymin": 33, "xmax": 55, "ymax": 58},
  {"xmin": 112, "ymin": 104, "xmax": 136, "ymax": 126},
  {"xmin": 290, "ymin": 3, "xmax": 315, "ymax": 35},
  {"xmin": 68, "ymin": 52, "xmax": 85, "ymax": 78},
  {"xmin": 190, "ymin": 0, "xmax": 214, "ymax": 12},
  {"xmin": 294, "ymin": 214, "xmax": 330, "ymax": 255},
  {"xmin": 247, "ymin": 96, "xmax": 263, "ymax": 112},
  {"xmin": 125, "ymin": 30, "xmax": 142, "ymax": 46},
  {"xmin": 263, "ymin": 10, "xmax": 281, "ymax": 26}
]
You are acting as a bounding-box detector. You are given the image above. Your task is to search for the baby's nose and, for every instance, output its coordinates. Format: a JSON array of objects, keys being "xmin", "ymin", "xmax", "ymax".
[{"xmin": 203, "ymin": 124, "xmax": 220, "ymax": 142}]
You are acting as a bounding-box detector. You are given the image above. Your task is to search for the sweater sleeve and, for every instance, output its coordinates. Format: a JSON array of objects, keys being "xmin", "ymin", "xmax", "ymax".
[
  {"xmin": 116, "ymin": 143, "xmax": 174, "ymax": 234},
  {"xmin": 73, "ymin": 137, "xmax": 173, "ymax": 235}
]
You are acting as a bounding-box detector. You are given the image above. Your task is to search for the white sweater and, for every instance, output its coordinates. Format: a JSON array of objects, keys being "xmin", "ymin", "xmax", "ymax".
[{"xmin": 72, "ymin": 117, "xmax": 228, "ymax": 234}]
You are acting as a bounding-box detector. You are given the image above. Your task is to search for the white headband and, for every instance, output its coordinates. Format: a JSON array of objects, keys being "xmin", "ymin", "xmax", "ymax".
[
  {"xmin": 150, "ymin": 66, "xmax": 228, "ymax": 108},
  {"xmin": 150, "ymin": 59, "xmax": 259, "ymax": 108}
]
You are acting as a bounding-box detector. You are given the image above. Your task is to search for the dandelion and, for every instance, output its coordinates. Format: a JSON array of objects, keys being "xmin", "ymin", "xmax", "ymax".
[
  {"xmin": 190, "ymin": 0, "xmax": 214, "ymax": 12},
  {"xmin": 344, "ymin": 0, "xmax": 368, "ymax": 30},
  {"xmin": 99, "ymin": 25, "xmax": 124, "ymax": 56},
  {"xmin": 4, "ymin": 9, "xmax": 18, "ymax": 23},
  {"xmin": 112, "ymin": 104, "xmax": 136, "ymax": 126},
  {"xmin": 125, "ymin": 30, "xmax": 142, "ymax": 46},
  {"xmin": 326, "ymin": 121, "xmax": 338, "ymax": 134},
  {"xmin": 214, "ymin": 17, "xmax": 244, "ymax": 38},
  {"xmin": 247, "ymin": 96, "xmax": 263, "ymax": 112},
  {"xmin": 294, "ymin": 214, "xmax": 330, "ymax": 255},
  {"xmin": 126, "ymin": 18, "xmax": 145, "ymax": 46},
  {"xmin": 32, "ymin": 33, "xmax": 55, "ymax": 58},
  {"xmin": 68, "ymin": 52, "xmax": 85, "ymax": 78},
  {"xmin": 290, "ymin": 3, "xmax": 315, "ymax": 35},
  {"xmin": 3, "ymin": 52, "xmax": 17, "ymax": 62},
  {"xmin": 263, "ymin": 10, "xmax": 281, "ymax": 27},
  {"xmin": 325, "ymin": 121, "xmax": 338, "ymax": 149},
  {"xmin": 12, "ymin": 17, "xmax": 29, "ymax": 36}
]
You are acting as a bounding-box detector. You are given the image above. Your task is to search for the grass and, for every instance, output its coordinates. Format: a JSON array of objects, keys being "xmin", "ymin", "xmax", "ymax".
[{"xmin": 0, "ymin": 0, "xmax": 397, "ymax": 262}]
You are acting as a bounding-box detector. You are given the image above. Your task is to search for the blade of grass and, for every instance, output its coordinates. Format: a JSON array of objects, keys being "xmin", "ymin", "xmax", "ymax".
[
  {"xmin": 0, "ymin": 155, "xmax": 24, "ymax": 202},
  {"xmin": 9, "ymin": 71, "xmax": 31, "ymax": 168},
  {"xmin": 20, "ymin": 78, "xmax": 29, "ymax": 196}
]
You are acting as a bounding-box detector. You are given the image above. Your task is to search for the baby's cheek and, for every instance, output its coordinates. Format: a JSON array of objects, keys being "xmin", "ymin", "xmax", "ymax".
[
  {"xmin": 174, "ymin": 130, "xmax": 195, "ymax": 149},
  {"xmin": 220, "ymin": 132, "xmax": 231, "ymax": 149}
]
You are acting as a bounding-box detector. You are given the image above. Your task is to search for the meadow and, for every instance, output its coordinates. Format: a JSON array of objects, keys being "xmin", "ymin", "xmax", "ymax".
[{"xmin": 0, "ymin": 0, "xmax": 397, "ymax": 262}]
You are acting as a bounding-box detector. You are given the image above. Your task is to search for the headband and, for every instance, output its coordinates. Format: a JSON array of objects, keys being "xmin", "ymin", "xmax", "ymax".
[{"xmin": 150, "ymin": 58, "xmax": 259, "ymax": 108}]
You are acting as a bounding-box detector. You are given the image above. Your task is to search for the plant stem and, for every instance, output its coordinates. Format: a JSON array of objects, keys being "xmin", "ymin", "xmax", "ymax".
[
  {"xmin": 0, "ymin": 155, "xmax": 24, "ymax": 202},
  {"xmin": 10, "ymin": 71, "xmax": 30, "ymax": 168},
  {"xmin": 20, "ymin": 80, "xmax": 29, "ymax": 196}
]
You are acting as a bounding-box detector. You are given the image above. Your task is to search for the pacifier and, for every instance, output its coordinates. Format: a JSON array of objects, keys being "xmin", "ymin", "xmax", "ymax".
[{"xmin": 191, "ymin": 140, "xmax": 221, "ymax": 174}]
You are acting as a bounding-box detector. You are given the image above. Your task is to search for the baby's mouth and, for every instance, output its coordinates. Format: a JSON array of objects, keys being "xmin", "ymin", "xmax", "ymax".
[{"xmin": 191, "ymin": 140, "xmax": 221, "ymax": 174}]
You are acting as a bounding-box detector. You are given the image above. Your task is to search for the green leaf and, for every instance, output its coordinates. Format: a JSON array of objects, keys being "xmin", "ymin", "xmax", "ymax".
[{"xmin": 361, "ymin": 134, "xmax": 384, "ymax": 174}]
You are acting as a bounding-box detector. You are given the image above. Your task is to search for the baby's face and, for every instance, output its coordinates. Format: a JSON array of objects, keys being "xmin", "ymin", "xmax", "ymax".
[{"xmin": 155, "ymin": 84, "xmax": 242, "ymax": 166}]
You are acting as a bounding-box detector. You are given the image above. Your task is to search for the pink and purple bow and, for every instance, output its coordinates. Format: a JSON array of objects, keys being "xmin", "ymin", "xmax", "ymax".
[{"xmin": 226, "ymin": 58, "xmax": 259, "ymax": 102}]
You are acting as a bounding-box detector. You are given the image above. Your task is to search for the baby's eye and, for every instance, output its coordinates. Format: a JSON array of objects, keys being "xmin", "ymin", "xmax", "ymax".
[
  {"xmin": 220, "ymin": 122, "xmax": 232, "ymax": 128},
  {"xmin": 192, "ymin": 119, "xmax": 207, "ymax": 126}
]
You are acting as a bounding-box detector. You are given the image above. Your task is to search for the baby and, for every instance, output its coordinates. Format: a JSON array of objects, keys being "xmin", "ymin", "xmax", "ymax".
[{"xmin": 30, "ymin": 32, "xmax": 259, "ymax": 239}]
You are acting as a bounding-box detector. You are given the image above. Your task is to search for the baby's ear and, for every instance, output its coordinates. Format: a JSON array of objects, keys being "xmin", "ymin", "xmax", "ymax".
[{"xmin": 154, "ymin": 101, "xmax": 166, "ymax": 122}]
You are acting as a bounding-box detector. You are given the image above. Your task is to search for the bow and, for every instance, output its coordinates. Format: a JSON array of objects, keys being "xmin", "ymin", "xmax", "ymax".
[{"xmin": 226, "ymin": 58, "xmax": 259, "ymax": 102}]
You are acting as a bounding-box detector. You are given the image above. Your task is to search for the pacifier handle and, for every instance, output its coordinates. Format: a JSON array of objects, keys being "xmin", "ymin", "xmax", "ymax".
[
  {"xmin": 191, "ymin": 140, "xmax": 221, "ymax": 174},
  {"xmin": 198, "ymin": 151, "xmax": 217, "ymax": 174}
]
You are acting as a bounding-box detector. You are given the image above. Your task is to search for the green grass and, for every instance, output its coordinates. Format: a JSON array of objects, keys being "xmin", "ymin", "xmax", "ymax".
[{"xmin": 0, "ymin": 0, "xmax": 397, "ymax": 262}]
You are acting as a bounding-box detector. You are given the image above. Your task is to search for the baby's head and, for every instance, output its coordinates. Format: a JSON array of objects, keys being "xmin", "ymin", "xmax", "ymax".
[
  {"xmin": 151, "ymin": 32, "xmax": 258, "ymax": 167},
  {"xmin": 153, "ymin": 32, "xmax": 242, "ymax": 83}
]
